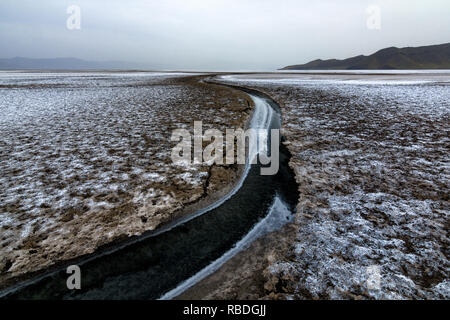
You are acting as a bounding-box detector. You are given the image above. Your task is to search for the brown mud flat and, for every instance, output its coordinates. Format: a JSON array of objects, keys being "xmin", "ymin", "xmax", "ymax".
[{"xmin": 0, "ymin": 74, "xmax": 254, "ymax": 290}]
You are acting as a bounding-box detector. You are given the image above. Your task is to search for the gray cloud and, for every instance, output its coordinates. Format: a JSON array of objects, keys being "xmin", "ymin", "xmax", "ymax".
[{"xmin": 1, "ymin": 0, "xmax": 449, "ymax": 70}]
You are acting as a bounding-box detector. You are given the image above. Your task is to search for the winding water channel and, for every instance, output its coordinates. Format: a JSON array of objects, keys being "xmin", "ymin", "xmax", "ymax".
[{"xmin": 1, "ymin": 82, "xmax": 299, "ymax": 300}]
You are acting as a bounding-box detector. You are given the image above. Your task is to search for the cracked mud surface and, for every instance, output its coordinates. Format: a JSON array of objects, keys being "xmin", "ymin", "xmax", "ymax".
[
  {"xmin": 0, "ymin": 72, "xmax": 252, "ymax": 288},
  {"xmin": 185, "ymin": 74, "xmax": 449, "ymax": 300}
]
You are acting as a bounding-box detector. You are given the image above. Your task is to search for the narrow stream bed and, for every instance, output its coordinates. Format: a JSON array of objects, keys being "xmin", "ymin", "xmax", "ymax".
[{"xmin": 1, "ymin": 87, "xmax": 299, "ymax": 300}]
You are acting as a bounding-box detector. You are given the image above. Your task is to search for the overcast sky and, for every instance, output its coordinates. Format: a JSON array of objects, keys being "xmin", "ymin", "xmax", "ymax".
[{"xmin": 1, "ymin": 0, "xmax": 449, "ymax": 70}]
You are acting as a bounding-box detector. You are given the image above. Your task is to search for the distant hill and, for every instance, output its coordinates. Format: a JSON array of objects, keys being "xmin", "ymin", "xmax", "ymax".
[
  {"xmin": 281, "ymin": 43, "xmax": 450, "ymax": 70},
  {"xmin": 0, "ymin": 57, "xmax": 144, "ymax": 70}
]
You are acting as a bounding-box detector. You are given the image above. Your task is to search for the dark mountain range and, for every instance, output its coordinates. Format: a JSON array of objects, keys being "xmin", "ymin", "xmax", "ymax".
[{"xmin": 281, "ymin": 43, "xmax": 450, "ymax": 70}]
